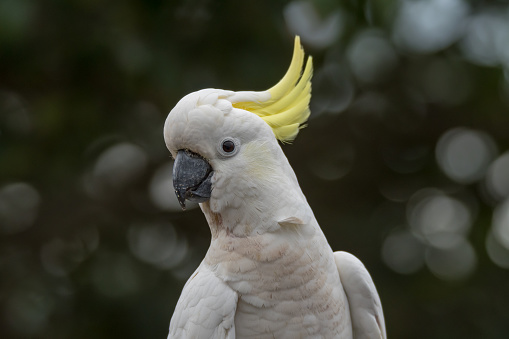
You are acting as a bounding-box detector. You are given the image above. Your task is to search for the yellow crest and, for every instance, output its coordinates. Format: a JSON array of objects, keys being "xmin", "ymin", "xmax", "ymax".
[{"xmin": 232, "ymin": 36, "xmax": 313, "ymax": 142}]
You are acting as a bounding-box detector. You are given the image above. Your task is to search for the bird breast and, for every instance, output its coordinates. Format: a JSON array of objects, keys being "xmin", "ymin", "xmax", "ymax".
[{"xmin": 204, "ymin": 226, "xmax": 353, "ymax": 338}]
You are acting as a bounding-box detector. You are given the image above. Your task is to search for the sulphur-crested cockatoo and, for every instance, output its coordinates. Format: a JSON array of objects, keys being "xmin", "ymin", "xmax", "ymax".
[{"xmin": 164, "ymin": 36, "xmax": 386, "ymax": 339}]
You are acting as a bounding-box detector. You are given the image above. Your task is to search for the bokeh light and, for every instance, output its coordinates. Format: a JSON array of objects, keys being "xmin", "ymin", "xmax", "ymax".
[
  {"xmin": 91, "ymin": 251, "xmax": 141, "ymax": 298},
  {"xmin": 392, "ymin": 0, "xmax": 468, "ymax": 53},
  {"xmin": 84, "ymin": 142, "xmax": 148, "ymax": 198},
  {"xmin": 486, "ymin": 229, "xmax": 509, "ymax": 269},
  {"xmin": 415, "ymin": 58, "xmax": 472, "ymax": 106},
  {"xmin": 425, "ymin": 238, "xmax": 477, "ymax": 281},
  {"xmin": 0, "ymin": 0, "xmax": 35, "ymax": 42},
  {"xmin": 491, "ymin": 198, "xmax": 509, "ymax": 250},
  {"xmin": 309, "ymin": 142, "xmax": 355, "ymax": 181},
  {"xmin": 461, "ymin": 9, "xmax": 509, "ymax": 67},
  {"xmin": 0, "ymin": 91, "xmax": 32, "ymax": 135},
  {"xmin": 484, "ymin": 151, "xmax": 509, "ymax": 201},
  {"xmin": 311, "ymin": 62, "xmax": 354, "ymax": 116},
  {"xmin": 128, "ymin": 222, "xmax": 188, "ymax": 269},
  {"xmin": 3, "ymin": 282, "xmax": 54, "ymax": 336},
  {"xmin": 436, "ymin": 128, "xmax": 497, "ymax": 184},
  {"xmin": 40, "ymin": 227, "xmax": 99, "ymax": 277},
  {"xmin": 284, "ymin": 1, "xmax": 342, "ymax": 50},
  {"xmin": 407, "ymin": 189, "xmax": 473, "ymax": 249},
  {"xmin": 0, "ymin": 182, "xmax": 40, "ymax": 234},
  {"xmin": 382, "ymin": 229, "xmax": 425, "ymax": 274},
  {"xmin": 41, "ymin": 238, "xmax": 87, "ymax": 277},
  {"xmin": 347, "ymin": 30, "xmax": 398, "ymax": 84}
]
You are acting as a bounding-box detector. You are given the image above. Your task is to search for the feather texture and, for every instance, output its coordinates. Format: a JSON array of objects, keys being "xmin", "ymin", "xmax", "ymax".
[
  {"xmin": 334, "ymin": 252, "xmax": 387, "ymax": 339},
  {"xmin": 231, "ymin": 36, "xmax": 313, "ymax": 142}
]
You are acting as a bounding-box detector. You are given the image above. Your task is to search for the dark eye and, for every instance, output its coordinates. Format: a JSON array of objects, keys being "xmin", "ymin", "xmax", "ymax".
[
  {"xmin": 218, "ymin": 137, "xmax": 240, "ymax": 157},
  {"xmin": 222, "ymin": 140, "xmax": 235, "ymax": 153}
]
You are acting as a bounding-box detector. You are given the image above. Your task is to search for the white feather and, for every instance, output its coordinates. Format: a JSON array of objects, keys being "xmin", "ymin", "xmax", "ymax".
[
  {"xmin": 334, "ymin": 251, "xmax": 387, "ymax": 339},
  {"xmin": 169, "ymin": 263, "xmax": 238, "ymax": 338}
]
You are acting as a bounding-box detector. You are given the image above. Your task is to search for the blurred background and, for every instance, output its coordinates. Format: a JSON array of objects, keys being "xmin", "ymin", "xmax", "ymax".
[{"xmin": 1, "ymin": 0, "xmax": 509, "ymax": 338}]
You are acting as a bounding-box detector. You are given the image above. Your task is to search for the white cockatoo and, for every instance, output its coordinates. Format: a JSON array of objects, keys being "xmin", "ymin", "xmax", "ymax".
[{"xmin": 164, "ymin": 37, "xmax": 386, "ymax": 339}]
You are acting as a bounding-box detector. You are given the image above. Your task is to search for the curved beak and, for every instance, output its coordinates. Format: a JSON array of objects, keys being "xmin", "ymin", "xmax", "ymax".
[{"xmin": 172, "ymin": 150, "xmax": 213, "ymax": 210}]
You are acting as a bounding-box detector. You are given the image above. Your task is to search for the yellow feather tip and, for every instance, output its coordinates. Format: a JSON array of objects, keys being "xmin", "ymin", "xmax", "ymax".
[{"xmin": 232, "ymin": 36, "xmax": 313, "ymax": 142}]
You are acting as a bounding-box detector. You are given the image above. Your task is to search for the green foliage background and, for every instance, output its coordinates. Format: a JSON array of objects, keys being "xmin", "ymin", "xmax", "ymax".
[{"xmin": 1, "ymin": 0, "xmax": 509, "ymax": 338}]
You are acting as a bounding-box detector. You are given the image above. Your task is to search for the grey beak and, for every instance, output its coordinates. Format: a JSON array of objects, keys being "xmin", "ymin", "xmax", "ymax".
[{"xmin": 172, "ymin": 150, "xmax": 213, "ymax": 210}]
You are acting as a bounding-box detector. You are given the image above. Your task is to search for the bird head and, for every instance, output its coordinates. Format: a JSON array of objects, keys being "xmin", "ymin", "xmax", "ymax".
[{"xmin": 164, "ymin": 37, "xmax": 313, "ymax": 215}]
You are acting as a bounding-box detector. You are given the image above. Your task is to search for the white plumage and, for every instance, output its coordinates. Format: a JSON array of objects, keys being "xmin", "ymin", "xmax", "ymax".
[{"xmin": 164, "ymin": 37, "xmax": 386, "ymax": 338}]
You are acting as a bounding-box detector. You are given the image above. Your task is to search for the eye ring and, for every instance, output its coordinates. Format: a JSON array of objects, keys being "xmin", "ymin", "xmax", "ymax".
[{"xmin": 218, "ymin": 137, "xmax": 240, "ymax": 157}]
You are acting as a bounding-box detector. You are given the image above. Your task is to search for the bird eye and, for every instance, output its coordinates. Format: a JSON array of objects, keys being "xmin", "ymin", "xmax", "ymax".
[
  {"xmin": 222, "ymin": 140, "xmax": 235, "ymax": 153},
  {"xmin": 218, "ymin": 137, "xmax": 239, "ymax": 157}
]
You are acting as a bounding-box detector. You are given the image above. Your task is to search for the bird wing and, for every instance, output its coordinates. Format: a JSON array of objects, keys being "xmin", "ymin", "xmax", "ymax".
[
  {"xmin": 334, "ymin": 251, "xmax": 387, "ymax": 339},
  {"xmin": 169, "ymin": 262, "xmax": 238, "ymax": 339}
]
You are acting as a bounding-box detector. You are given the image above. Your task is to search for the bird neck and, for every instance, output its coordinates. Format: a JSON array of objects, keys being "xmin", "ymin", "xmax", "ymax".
[{"xmin": 202, "ymin": 152, "xmax": 313, "ymax": 238}]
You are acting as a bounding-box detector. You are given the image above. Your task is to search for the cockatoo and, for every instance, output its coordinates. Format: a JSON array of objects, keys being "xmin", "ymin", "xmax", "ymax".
[{"xmin": 164, "ymin": 37, "xmax": 386, "ymax": 339}]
